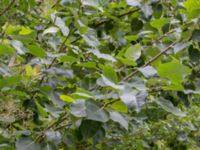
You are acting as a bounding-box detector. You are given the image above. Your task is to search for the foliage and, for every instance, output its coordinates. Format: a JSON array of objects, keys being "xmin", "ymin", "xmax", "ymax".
[{"xmin": 0, "ymin": 0, "xmax": 200, "ymax": 149}]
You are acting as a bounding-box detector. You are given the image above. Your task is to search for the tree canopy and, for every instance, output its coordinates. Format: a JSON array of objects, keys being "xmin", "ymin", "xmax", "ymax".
[{"xmin": 0, "ymin": 0, "xmax": 200, "ymax": 149}]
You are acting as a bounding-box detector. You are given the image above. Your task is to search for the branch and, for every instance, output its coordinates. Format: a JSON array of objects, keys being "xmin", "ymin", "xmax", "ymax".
[
  {"xmin": 0, "ymin": 0, "xmax": 16, "ymax": 16},
  {"xmin": 123, "ymin": 41, "xmax": 177, "ymax": 81},
  {"xmin": 95, "ymin": 8, "xmax": 140, "ymax": 27}
]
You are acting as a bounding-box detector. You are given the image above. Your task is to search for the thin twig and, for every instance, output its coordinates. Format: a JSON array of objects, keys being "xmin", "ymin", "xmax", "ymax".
[
  {"xmin": 71, "ymin": 8, "xmax": 140, "ymax": 44},
  {"xmin": 101, "ymin": 99, "xmax": 120, "ymax": 110},
  {"xmin": 38, "ymin": 36, "xmax": 68, "ymax": 86},
  {"xmin": 54, "ymin": 123, "xmax": 72, "ymax": 131},
  {"xmin": 123, "ymin": 41, "xmax": 177, "ymax": 81},
  {"xmin": 0, "ymin": 0, "xmax": 16, "ymax": 16},
  {"xmin": 35, "ymin": 114, "xmax": 69, "ymax": 142}
]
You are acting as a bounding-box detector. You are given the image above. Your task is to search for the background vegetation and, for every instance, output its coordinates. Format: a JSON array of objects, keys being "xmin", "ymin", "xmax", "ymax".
[{"xmin": 0, "ymin": 0, "xmax": 200, "ymax": 149}]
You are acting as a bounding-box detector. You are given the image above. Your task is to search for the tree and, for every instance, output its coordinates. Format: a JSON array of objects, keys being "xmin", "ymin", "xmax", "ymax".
[{"xmin": 0, "ymin": 0, "xmax": 200, "ymax": 149}]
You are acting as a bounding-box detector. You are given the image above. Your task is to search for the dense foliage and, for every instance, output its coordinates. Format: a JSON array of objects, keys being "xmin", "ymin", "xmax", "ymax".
[{"xmin": 0, "ymin": 0, "xmax": 200, "ymax": 149}]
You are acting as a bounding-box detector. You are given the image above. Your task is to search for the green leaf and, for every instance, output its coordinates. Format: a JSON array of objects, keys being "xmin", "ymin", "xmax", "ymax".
[
  {"xmin": 131, "ymin": 18, "xmax": 143, "ymax": 32},
  {"xmin": 35, "ymin": 101, "xmax": 48, "ymax": 117},
  {"xmin": 156, "ymin": 98, "xmax": 186, "ymax": 117},
  {"xmin": 0, "ymin": 44, "xmax": 15, "ymax": 55},
  {"xmin": 183, "ymin": 0, "xmax": 200, "ymax": 18},
  {"xmin": 71, "ymin": 100, "xmax": 109, "ymax": 122},
  {"xmin": 188, "ymin": 45, "xmax": 200, "ymax": 63},
  {"xmin": 0, "ymin": 76, "xmax": 21, "ymax": 89},
  {"xmin": 80, "ymin": 120, "xmax": 104, "ymax": 139},
  {"xmin": 86, "ymin": 101, "xmax": 109, "ymax": 123},
  {"xmin": 25, "ymin": 64, "xmax": 33, "ymax": 76},
  {"xmin": 124, "ymin": 44, "xmax": 142, "ymax": 61},
  {"xmin": 163, "ymin": 82, "xmax": 184, "ymax": 91},
  {"xmin": 27, "ymin": 44, "xmax": 47, "ymax": 58},
  {"xmin": 191, "ymin": 29, "xmax": 200, "ymax": 42},
  {"xmin": 19, "ymin": 27, "xmax": 32, "ymax": 35},
  {"xmin": 72, "ymin": 88, "xmax": 94, "ymax": 99},
  {"xmin": 60, "ymin": 95, "xmax": 75, "ymax": 103},
  {"xmin": 117, "ymin": 56, "xmax": 137, "ymax": 66},
  {"xmin": 150, "ymin": 18, "xmax": 169, "ymax": 30},
  {"xmin": 59, "ymin": 55, "xmax": 78, "ymax": 63},
  {"xmin": 157, "ymin": 58, "xmax": 191, "ymax": 83},
  {"xmin": 102, "ymin": 65, "xmax": 118, "ymax": 83},
  {"xmin": 184, "ymin": 0, "xmax": 200, "ymax": 10},
  {"xmin": 109, "ymin": 101, "xmax": 128, "ymax": 113}
]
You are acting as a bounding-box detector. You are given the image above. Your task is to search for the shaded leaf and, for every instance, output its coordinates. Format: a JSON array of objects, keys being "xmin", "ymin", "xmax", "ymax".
[
  {"xmin": 131, "ymin": 18, "xmax": 143, "ymax": 32},
  {"xmin": 91, "ymin": 49, "xmax": 116, "ymax": 62},
  {"xmin": 51, "ymin": 14, "xmax": 69, "ymax": 36},
  {"xmin": 173, "ymin": 42, "xmax": 189, "ymax": 54},
  {"xmin": 35, "ymin": 101, "xmax": 48, "ymax": 117},
  {"xmin": 97, "ymin": 75, "xmax": 124, "ymax": 90},
  {"xmin": 156, "ymin": 98, "xmax": 186, "ymax": 117},
  {"xmin": 120, "ymin": 86, "xmax": 147, "ymax": 112},
  {"xmin": 86, "ymin": 101, "xmax": 109, "ymax": 123},
  {"xmin": 16, "ymin": 138, "xmax": 41, "ymax": 150},
  {"xmin": 191, "ymin": 29, "xmax": 200, "ymax": 42},
  {"xmin": 70, "ymin": 100, "xmax": 87, "ymax": 117},
  {"xmin": 126, "ymin": 0, "xmax": 140, "ymax": 6},
  {"xmin": 109, "ymin": 111, "xmax": 128, "ymax": 130},
  {"xmin": 80, "ymin": 120, "xmax": 104, "ymax": 139},
  {"xmin": 0, "ymin": 76, "xmax": 21, "ymax": 89}
]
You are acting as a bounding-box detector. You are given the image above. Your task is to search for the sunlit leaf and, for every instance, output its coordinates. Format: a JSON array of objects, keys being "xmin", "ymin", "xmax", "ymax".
[
  {"xmin": 150, "ymin": 18, "xmax": 169, "ymax": 30},
  {"xmin": 157, "ymin": 58, "xmax": 191, "ymax": 83},
  {"xmin": 60, "ymin": 95, "xmax": 75, "ymax": 103},
  {"xmin": 0, "ymin": 44, "xmax": 15, "ymax": 55},
  {"xmin": 124, "ymin": 44, "xmax": 142, "ymax": 61}
]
